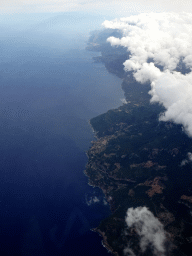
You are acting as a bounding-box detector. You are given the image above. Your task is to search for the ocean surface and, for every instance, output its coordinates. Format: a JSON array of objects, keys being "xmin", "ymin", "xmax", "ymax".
[{"xmin": 0, "ymin": 13, "xmax": 124, "ymax": 256}]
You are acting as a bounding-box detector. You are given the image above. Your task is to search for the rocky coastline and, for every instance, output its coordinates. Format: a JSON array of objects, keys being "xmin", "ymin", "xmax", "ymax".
[{"xmin": 85, "ymin": 29, "xmax": 192, "ymax": 256}]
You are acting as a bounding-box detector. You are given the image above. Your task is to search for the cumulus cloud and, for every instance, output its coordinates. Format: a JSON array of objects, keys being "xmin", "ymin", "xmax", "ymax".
[
  {"xmin": 125, "ymin": 207, "xmax": 166, "ymax": 255},
  {"xmin": 103, "ymin": 12, "xmax": 192, "ymax": 136}
]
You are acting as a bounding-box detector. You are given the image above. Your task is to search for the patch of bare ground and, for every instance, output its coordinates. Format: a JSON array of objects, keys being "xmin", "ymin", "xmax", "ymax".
[{"xmin": 130, "ymin": 161, "xmax": 166, "ymax": 170}]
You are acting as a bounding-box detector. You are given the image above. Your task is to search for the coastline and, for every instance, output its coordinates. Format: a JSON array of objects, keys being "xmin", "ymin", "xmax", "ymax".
[
  {"xmin": 91, "ymin": 228, "xmax": 119, "ymax": 256},
  {"xmin": 84, "ymin": 26, "xmax": 192, "ymax": 256},
  {"xmin": 84, "ymin": 52, "xmax": 126, "ymax": 255}
]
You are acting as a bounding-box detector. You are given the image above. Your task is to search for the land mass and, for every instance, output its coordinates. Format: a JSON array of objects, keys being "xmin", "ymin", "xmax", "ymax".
[{"xmin": 85, "ymin": 29, "xmax": 192, "ymax": 256}]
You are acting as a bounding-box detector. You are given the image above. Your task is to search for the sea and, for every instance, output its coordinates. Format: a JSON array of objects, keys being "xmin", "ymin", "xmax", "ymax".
[{"xmin": 0, "ymin": 13, "xmax": 124, "ymax": 256}]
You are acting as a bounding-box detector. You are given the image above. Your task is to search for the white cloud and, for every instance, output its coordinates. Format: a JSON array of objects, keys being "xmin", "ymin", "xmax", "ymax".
[
  {"xmin": 125, "ymin": 207, "xmax": 166, "ymax": 255},
  {"xmin": 103, "ymin": 12, "xmax": 192, "ymax": 136},
  {"xmin": 180, "ymin": 152, "xmax": 192, "ymax": 166},
  {"xmin": 103, "ymin": 198, "xmax": 108, "ymax": 205},
  {"xmin": 180, "ymin": 159, "xmax": 188, "ymax": 167},
  {"xmin": 124, "ymin": 247, "xmax": 136, "ymax": 256},
  {"xmin": 121, "ymin": 98, "xmax": 128, "ymax": 104},
  {"xmin": 93, "ymin": 196, "xmax": 100, "ymax": 203},
  {"xmin": 188, "ymin": 152, "xmax": 192, "ymax": 161}
]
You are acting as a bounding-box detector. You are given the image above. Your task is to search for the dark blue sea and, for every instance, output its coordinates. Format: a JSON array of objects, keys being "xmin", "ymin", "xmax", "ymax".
[{"xmin": 0, "ymin": 13, "xmax": 124, "ymax": 256}]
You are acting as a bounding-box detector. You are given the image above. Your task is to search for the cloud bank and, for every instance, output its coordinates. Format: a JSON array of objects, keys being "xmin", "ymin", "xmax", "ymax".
[
  {"xmin": 125, "ymin": 207, "xmax": 166, "ymax": 255},
  {"xmin": 103, "ymin": 12, "xmax": 192, "ymax": 136}
]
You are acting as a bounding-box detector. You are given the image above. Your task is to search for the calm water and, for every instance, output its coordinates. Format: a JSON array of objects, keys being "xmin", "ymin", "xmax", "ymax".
[{"xmin": 0, "ymin": 14, "xmax": 124, "ymax": 256}]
